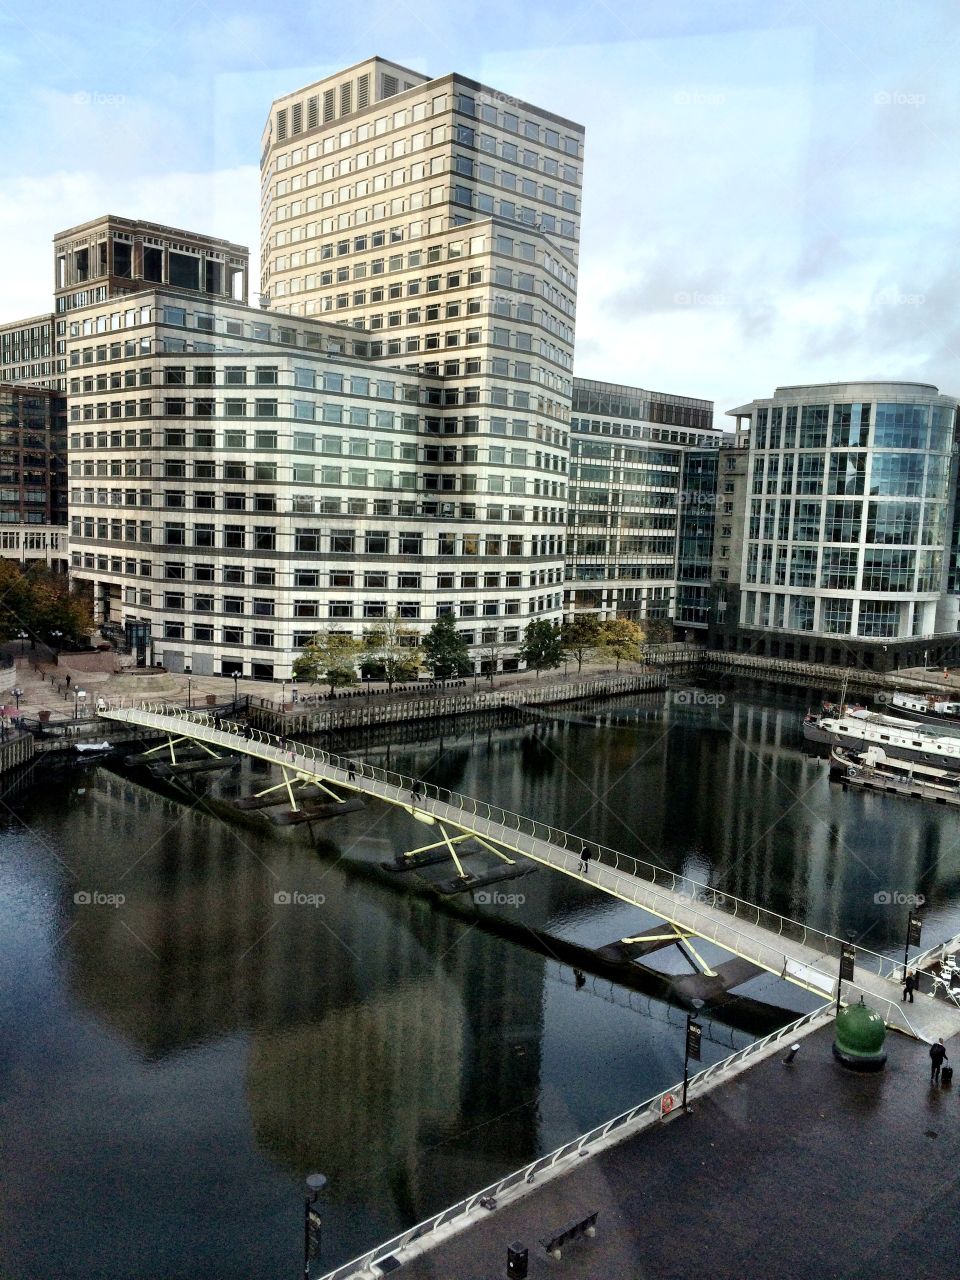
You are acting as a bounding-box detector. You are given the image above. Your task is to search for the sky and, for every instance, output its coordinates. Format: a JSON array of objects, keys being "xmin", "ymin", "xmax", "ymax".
[{"xmin": 1, "ymin": 0, "xmax": 957, "ymax": 420}]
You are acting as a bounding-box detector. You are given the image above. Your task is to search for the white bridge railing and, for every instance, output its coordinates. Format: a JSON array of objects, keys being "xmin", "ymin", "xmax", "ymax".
[
  {"xmin": 109, "ymin": 702, "xmax": 907, "ymax": 989},
  {"xmin": 310, "ymin": 1003, "xmax": 834, "ymax": 1280}
]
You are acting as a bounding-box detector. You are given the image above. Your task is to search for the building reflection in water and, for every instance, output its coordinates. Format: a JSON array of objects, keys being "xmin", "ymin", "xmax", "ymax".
[{"xmin": 60, "ymin": 766, "xmax": 545, "ymax": 1221}]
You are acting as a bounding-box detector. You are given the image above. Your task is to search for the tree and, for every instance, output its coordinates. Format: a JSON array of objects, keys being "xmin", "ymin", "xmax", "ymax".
[
  {"xmin": 518, "ymin": 619, "xmax": 565, "ymax": 677},
  {"xmin": 560, "ymin": 614, "xmax": 602, "ymax": 674},
  {"xmin": 0, "ymin": 562, "xmax": 92, "ymax": 647},
  {"xmin": 640, "ymin": 617, "xmax": 674, "ymax": 646},
  {"xmin": 477, "ymin": 634, "xmax": 509, "ymax": 685},
  {"xmin": 422, "ymin": 615, "xmax": 471, "ymax": 685},
  {"xmin": 597, "ymin": 618, "xmax": 643, "ymax": 670},
  {"xmin": 292, "ymin": 630, "xmax": 361, "ymax": 695},
  {"xmin": 362, "ymin": 613, "xmax": 423, "ymax": 691}
]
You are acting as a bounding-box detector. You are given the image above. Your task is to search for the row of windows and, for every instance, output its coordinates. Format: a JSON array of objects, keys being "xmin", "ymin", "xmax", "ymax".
[
  {"xmin": 271, "ymin": 150, "xmax": 578, "ymax": 218},
  {"xmin": 743, "ymin": 591, "xmax": 910, "ymax": 638},
  {"xmin": 71, "ymin": 474, "xmax": 564, "ymax": 504},
  {"xmin": 753, "ymin": 402, "xmax": 956, "ymax": 453},
  {"xmin": 746, "ymin": 498, "xmax": 946, "ymax": 546},
  {"xmin": 73, "ymin": 520, "xmax": 563, "ymax": 555},
  {"xmin": 273, "ymin": 88, "xmax": 580, "ymax": 159},
  {"xmin": 745, "ymin": 544, "xmax": 943, "ymax": 592}
]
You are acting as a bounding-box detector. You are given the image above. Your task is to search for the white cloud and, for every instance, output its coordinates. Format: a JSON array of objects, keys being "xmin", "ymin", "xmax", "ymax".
[{"xmin": 0, "ymin": 168, "xmax": 260, "ymax": 323}]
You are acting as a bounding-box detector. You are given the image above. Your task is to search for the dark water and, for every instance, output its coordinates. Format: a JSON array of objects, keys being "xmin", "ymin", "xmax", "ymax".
[{"xmin": 1, "ymin": 681, "xmax": 956, "ymax": 1278}]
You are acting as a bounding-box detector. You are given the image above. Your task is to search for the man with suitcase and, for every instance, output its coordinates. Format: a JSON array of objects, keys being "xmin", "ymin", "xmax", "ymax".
[{"xmin": 930, "ymin": 1038, "xmax": 948, "ymax": 1083}]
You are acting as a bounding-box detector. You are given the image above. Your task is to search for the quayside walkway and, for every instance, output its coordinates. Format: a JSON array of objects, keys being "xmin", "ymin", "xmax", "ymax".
[
  {"xmin": 317, "ymin": 1016, "xmax": 960, "ymax": 1280},
  {"xmin": 100, "ymin": 704, "xmax": 960, "ymax": 1044}
]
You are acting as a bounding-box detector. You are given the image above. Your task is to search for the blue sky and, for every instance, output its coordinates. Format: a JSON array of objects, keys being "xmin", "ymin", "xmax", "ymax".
[{"xmin": 1, "ymin": 0, "xmax": 957, "ymax": 415}]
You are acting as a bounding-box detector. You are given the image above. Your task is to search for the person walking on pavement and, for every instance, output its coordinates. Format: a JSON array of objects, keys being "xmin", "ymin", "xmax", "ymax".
[
  {"xmin": 903, "ymin": 971, "xmax": 916, "ymax": 1003},
  {"xmin": 930, "ymin": 1038, "xmax": 948, "ymax": 1083}
]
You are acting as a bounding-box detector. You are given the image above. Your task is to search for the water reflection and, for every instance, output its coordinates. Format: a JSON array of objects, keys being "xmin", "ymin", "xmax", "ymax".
[{"xmin": 5, "ymin": 683, "xmax": 960, "ymax": 1278}]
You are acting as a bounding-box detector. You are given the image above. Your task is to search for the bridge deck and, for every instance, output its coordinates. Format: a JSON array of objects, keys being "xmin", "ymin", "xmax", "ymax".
[{"xmin": 100, "ymin": 704, "xmax": 960, "ymax": 1043}]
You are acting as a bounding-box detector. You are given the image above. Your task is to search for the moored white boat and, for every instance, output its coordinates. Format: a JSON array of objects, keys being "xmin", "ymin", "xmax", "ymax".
[
  {"xmin": 804, "ymin": 707, "xmax": 960, "ymax": 769},
  {"xmin": 830, "ymin": 744, "xmax": 960, "ymax": 805},
  {"xmin": 883, "ymin": 690, "xmax": 960, "ymax": 722}
]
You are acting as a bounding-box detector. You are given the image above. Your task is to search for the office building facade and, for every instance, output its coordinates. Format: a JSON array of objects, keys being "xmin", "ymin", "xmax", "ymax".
[
  {"xmin": 260, "ymin": 57, "xmax": 583, "ymax": 644},
  {"xmin": 723, "ymin": 381, "xmax": 960, "ymax": 668},
  {"xmin": 566, "ymin": 378, "xmax": 717, "ymax": 625},
  {"xmin": 0, "ymin": 382, "xmax": 68, "ymax": 572}
]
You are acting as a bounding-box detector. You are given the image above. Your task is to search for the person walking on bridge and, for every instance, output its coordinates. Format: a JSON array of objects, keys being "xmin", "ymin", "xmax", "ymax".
[
  {"xmin": 578, "ymin": 843, "xmax": 591, "ymax": 875},
  {"xmin": 930, "ymin": 1038, "xmax": 948, "ymax": 1083}
]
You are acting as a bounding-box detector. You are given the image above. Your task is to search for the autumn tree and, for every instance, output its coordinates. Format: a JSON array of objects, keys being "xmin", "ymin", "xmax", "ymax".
[
  {"xmin": 293, "ymin": 630, "xmax": 361, "ymax": 695},
  {"xmin": 596, "ymin": 618, "xmax": 643, "ymax": 670},
  {"xmin": 0, "ymin": 562, "xmax": 92, "ymax": 647},
  {"xmin": 361, "ymin": 613, "xmax": 423, "ymax": 690}
]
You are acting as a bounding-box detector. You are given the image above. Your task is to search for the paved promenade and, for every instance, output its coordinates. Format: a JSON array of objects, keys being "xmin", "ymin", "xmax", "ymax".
[{"xmin": 386, "ymin": 1023, "xmax": 960, "ymax": 1280}]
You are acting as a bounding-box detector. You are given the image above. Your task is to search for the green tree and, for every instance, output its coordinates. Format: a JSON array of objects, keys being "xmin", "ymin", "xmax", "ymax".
[
  {"xmin": 362, "ymin": 613, "xmax": 423, "ymax": 691},
  {"xmin": 293, "ymin": 630, "xmax": 361, "ymax": 695},
  {"xmin": 597, "ymin": 618, "xmax": 643, "ymax": 670},
  {"xmin": 640, "ymin": 617, "xmax": 674, "ymax": 646},
  {"xmin": 518, "ymin": 619, "xmax": 565, "ymax": 677},
  {"xmin": 422, "ymin": 614, "xmax": 471, "ymax": 686},
  {"xmin": 560, "ymin": 614, "xmax": 602, "ymax": 674}
]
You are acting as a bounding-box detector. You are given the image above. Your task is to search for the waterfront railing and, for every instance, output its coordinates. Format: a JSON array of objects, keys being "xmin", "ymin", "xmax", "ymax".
[
  {"xmin": 116, "ymin": 703, "xmax": 909, "ymax": 996},
  {"xmin": 308, "ymin": 1002, "xmax": 834, "ymax": 1280}
]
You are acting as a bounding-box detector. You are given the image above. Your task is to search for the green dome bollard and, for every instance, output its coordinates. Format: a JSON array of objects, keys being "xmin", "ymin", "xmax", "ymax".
[{"xmin": 833, "ymin": 996, "xmax": 887, "ymax": 1071}]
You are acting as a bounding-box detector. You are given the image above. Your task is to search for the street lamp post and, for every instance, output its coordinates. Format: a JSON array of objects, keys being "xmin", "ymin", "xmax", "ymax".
[
  {"xmin": 682, "ymin": 998, "xmax": 704, "ymax": 1112},
  {"xmin": 51, "ymin": 629, "xmax": 63, "ymax": 657},
  {"xmin": 232, "ymin": 672, "xmax": 239, "ymax": 705},
  {"xmin": 17, "ymin": 630, "xmax": 27, "ymax": 654},
  {"xmin": 281, "ymin": 680, "xmax": 287, "ymax": 711},
  {"xmin": 186, "ymin": 677, "xmax": 192, "ymax": 710},
  {"xmin": 303, "ymin": 1173, "xmax": 327, "ymax": 1280},
  {"xmin": 12, "ymin": 687, "xmax": 22, "ymax": 711},
  {"xmin": 74, "ymin": 688, "xmax": 87, "ymax": 720}
]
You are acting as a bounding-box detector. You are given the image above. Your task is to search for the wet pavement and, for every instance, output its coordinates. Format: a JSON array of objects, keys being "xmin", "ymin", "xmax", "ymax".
[{"xmin": 384, "ymin": 1024, "xmax": 960, "ymax": 1280}]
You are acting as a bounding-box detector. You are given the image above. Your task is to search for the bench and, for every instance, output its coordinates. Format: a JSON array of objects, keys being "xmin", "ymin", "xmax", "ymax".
[{"xmin": 540, "ymin": 1209, "xmax": 598, "ymax": 1259}]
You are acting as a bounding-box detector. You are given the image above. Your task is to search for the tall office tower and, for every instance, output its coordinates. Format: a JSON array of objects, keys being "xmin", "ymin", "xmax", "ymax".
[
  {"xmin": 260, "ymin": 58, "xmax": 584, "ymax": 644},
  {"xmin": 566, "ymin": 379, "xmax": 717, "ymax": 626},
  {"xmin": 726, "ymin": 381, "xmax": 960, "ymax": 669}
]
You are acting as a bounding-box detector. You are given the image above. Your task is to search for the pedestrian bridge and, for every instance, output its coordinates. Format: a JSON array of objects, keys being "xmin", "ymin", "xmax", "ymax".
[{"xmin": 99, "ymin": 703, "xmax": 960, "ymax": 1043}]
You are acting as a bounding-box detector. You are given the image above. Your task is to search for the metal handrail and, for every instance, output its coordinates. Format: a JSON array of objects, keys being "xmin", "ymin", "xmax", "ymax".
[
  {"xmin": 311, "ymin": 1002, "xmax": 834, "ymax": 1280},
  {"xmin": 107, "ymin": 702, "xmax": 905, "ymax": 986}
]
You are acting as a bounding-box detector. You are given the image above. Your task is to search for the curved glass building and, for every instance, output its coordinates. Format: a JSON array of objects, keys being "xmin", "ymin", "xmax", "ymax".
[{"xmin": 723, "ymin": 381, "xmax": 960, "ymax": 668}]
